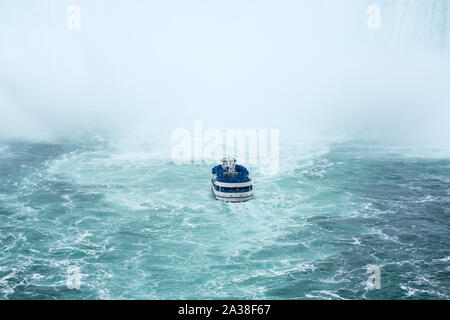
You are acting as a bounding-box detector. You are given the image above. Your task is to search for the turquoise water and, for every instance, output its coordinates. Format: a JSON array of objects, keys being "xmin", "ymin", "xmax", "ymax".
[
  {"xmin": 1, "ymin": 0, "xmax": 450, "ymax": 300},
  {"xmin": 1, "ymin": 135, "xmax": 449, "ymax": 299}
]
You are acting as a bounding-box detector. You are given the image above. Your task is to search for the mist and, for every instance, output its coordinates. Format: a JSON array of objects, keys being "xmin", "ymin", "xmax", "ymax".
[{"xmin": 1, "ymin": 0, "xmax": 449, "ymax": 146}]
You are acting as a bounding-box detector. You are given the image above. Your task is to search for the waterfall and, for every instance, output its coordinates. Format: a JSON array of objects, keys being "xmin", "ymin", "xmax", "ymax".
[
  {"xmin": 446, "ymin": 1, "xmax": 450, "ymax": 54},
  {"xmin": 374, "ymin": 0, "xmax": 450, "ymax": 54}
]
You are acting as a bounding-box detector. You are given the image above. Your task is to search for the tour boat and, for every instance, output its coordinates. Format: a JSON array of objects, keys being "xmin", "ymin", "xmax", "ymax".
[{"xmin": 211, "ymin": 157, "xmax": 253, "ymax": 202}]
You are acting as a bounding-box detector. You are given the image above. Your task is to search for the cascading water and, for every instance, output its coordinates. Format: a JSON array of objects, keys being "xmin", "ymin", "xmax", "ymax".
[
  {"xmin": 378, "ymin": 0, "xmax": 450, "ymax": 52},
  {"xmin": 0, "ymin": 1, "xmax": 449, "ymax": 300}
]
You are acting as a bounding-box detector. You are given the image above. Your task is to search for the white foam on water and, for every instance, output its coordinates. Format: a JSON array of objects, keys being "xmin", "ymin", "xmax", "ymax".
[
  {"xmin": 2, "ymin": 129, "xmax": 450, "ymax": 299},
  {"xmin": 0, "ymin": 145, "xmax": 11, "ymax": 158},
  {"xmin": 438, "ymin": 256, "xmax": 450, "ymax": 262},
  {"xmin": 306, "ymin": 290, "xmax": 348, "ymax": 300}
]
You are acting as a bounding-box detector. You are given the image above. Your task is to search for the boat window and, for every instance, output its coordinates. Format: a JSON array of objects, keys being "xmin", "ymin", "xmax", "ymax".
[{"xmin": 219, "ymin": 186, "xmax": 252, "ymax": 193}]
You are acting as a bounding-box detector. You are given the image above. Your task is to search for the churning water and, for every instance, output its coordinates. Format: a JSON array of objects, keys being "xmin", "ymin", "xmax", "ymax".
[
  {"xmin": 1, "ymin": 0, "xmax": 450, "ymax": 299},
  {"xmin": 0, "ymin": 135, "xmax": 449, "ymax": 299}
]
